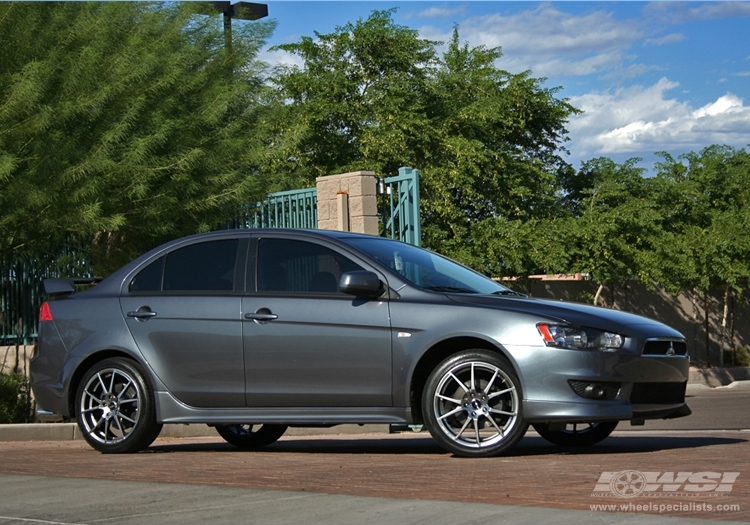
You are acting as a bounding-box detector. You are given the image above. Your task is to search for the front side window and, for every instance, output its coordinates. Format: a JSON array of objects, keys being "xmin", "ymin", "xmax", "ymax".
[
  {"xmin": 255, "ymin": 238, "xmax": 363, "ymax": 294},
  {"xmin": 130, "ymin": 239, "xmax": 239, "ymax": 293}
]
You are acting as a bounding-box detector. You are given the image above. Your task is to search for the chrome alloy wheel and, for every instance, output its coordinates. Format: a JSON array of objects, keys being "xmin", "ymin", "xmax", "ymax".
[
  {"xmin": 432, "ymin": 360, "xmax": 520, "ymax": 449},
  {"xmin": 79, "ymin": 367, "xmax": 142, "ymax": 445}
]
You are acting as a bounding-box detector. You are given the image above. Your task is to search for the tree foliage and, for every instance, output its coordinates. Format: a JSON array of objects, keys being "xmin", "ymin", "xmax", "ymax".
[
  {"xmin": 560, "ymin": 157, "xmax": 665, "ymax": 287},
  {"xmin": 268, "ymin": 11, "xmax": 579, "ymax": 271},
  {"xmin": 267, "ymin": 9, "xmax": 436, "ymax": 185},
  {"xmin": 542, "ymin": 147, "xmax": 750, "ymax": 300},
  {"xmin": 651, "ymin": 145, "xmax": 750, "ymax": 294},
  {"xmin": 0, "ymin": 2, "xmax": 275, "ymax": 273}
]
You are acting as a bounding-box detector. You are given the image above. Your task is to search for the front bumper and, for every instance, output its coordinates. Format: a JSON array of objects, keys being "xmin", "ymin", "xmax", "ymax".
[{"xmin": 509, "ymin": 343, "xmax": 690, "ymax": 424}]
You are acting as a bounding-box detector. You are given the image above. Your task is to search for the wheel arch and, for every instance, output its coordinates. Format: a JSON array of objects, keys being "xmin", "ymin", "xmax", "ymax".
[{"xmin": 408, "ymin": 336, "xmax": 516, "ymax": 424}]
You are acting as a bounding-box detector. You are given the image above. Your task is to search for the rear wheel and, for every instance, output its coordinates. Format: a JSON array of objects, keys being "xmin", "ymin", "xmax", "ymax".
[
  {"xmin": 532, "ymin": 421, "xmax": 618, "ymax": 447},
  {"xmin": 422, "ymin": 350, "xmax": 527, "ymax": 457},
  {"xmin": 216, "ymin": 424, "xmax": 287, "ymax": 448},
  {"xmin": 76, "ymin": 357, "xmax": 162, "ymax": 453}
]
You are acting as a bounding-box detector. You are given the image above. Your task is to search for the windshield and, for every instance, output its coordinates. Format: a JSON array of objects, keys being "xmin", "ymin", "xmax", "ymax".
[{"xmin": 342, "ymin": 237, "xmax": 512, "ymax": 295}]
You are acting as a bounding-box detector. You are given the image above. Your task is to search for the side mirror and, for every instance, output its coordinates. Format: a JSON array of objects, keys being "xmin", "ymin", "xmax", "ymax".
[{"xmin": 339, "ymin": 271, "xmax": 383, "ymax": 298}]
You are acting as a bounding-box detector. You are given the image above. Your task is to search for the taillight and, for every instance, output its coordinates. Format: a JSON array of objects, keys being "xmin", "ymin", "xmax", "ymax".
[{"xmin": 39, "ymin": 302, "xmax": 53, "ymax": 322}]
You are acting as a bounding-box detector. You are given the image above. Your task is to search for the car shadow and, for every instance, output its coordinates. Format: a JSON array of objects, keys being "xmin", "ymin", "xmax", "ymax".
[{"xmin": 145, "ymin": 432, "xmax": 748, "ymax": 457}]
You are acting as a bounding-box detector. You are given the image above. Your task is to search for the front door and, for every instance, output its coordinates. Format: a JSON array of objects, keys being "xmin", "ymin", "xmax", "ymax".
[{"xmin": 242, "ymin": 237, "xmax": 392, "ymax": 407}]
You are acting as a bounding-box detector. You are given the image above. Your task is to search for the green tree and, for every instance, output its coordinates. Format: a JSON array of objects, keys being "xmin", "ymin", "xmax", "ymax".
[
  {"xmin": 653, "ymin": 145, "xmax": 750, "ymax": 295},
  {"xmin": 268, "ymin": 11, "xmax": 579, "ymax": 272},
  {"xmin": 557, "ymin": 157, "xmax": 665, "ymax": 304},
  {"xmin": 267, "ymin": 9, "xmax": 436, "ymax": 187},
  {"xmin": 422, "ymin": 30, "xmax": 577, "ymax": 271},
  {"xmin": 0, "ymin": 2, "xmax": 275, "ymax": 274}
]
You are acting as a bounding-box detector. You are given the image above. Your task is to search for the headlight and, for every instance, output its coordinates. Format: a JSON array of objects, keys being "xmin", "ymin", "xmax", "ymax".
[{"xmin": 537, "ymin": 323, "xmax": 624, "ymax": 352}]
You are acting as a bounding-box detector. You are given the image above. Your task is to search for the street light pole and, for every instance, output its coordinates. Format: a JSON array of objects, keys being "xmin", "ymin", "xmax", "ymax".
[
  {"xmin": 213, "ymin": 1, "xmax": 268, "ymax": 55},
  {"xmin": 194, "ymin": 2, "xmax": 268, "ymax": 55}
]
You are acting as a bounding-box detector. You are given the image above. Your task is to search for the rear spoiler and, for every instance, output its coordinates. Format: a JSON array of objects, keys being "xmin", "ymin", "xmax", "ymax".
[{"xmin": 43, "ymin": 278, "xmax": 103, "ymax": 297}]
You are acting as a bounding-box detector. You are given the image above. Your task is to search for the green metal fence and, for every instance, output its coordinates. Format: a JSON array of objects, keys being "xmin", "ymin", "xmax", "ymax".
[
  {"xmin": 1, "ymin": 241, "xmax": 93, "ymax": 345},
  {"xmin": 1, "ymin": 258, "xmax": 44, "ymax": 346},
  {"xmin": 232, "ymin": 187, "xmax": 318, "ymax": 229}
]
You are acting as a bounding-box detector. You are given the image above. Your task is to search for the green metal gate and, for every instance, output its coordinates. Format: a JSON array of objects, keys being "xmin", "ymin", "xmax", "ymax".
[{"xmin": 379, "ymin": 167, "xmax": 422, "ymax": 247}]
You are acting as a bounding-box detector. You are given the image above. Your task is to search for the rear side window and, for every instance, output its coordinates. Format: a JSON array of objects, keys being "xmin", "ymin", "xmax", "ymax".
[
  {"xmin": 130, "ymin": 239, "xmax": 239, "ymax": 293},
  {"xmin": 129, "ymin": 257, "xmax": 164, "ymax": 292}
]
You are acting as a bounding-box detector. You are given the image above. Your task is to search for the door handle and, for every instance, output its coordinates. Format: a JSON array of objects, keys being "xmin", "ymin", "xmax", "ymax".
[
  {"xmin": 244, "ymin": 313, "xmax": 278, "ymax": 321},
  {"xmin": 127, "ymin": 309, "xmax": 157, "ymax": 320},
  {"xmin": 244, "ymin": 307, "xmax": 278, "ymax": 324}
]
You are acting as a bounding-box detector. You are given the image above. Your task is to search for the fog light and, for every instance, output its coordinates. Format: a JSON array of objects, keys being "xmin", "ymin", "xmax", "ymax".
[
  {"xmin": 584, "ymin": 383, "xmax": 606, "ymax": 399},
  {"xmin": 568, "ymin": 380, "xmax": 621, "ymax": 401}
]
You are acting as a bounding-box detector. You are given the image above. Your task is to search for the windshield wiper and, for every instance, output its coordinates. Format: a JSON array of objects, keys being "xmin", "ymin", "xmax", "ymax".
[
  {"xmin": 492, "ymin": 289, "xmax": 528, "ymax": 297},
  {"xmin": 425, "ymin": 286, "xmax": 478, "ymax": 294}
]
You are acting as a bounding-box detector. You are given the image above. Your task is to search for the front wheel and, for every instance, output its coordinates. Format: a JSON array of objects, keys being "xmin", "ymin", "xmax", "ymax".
[
  {"xmin": 216, "ymin": 424, "xmax": 288, "ymax": 449},
  {"xmin": 532, "ymin": 421, "xmax": 618, "ymax": 447},
  {"xmin": 75, "ymin": 357, "xmax": 162, "ymax": 453},
  {"xmin": 422, "ymin": 350, "xmax": 527, "ymax": 457}
]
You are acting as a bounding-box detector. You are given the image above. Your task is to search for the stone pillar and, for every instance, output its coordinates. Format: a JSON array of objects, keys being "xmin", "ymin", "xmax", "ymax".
[{"xmin": 316, "ymin": 171, "xmax": 379, "ymax": 235}]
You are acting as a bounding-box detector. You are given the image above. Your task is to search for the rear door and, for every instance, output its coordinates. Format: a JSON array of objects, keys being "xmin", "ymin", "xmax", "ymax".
[{"xmin": 120, "ymin": 238, "xmax": 246, "ymax": 407}]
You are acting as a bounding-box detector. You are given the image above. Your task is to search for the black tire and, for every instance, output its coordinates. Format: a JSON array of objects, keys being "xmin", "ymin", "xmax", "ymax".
[
  {"xmin": 216, "ymin": 424, "xmax": 288, "ymax": 449},
  {"xmin": 422, "ymin": 350, "xmax": 527, "ymax": 457},
  {"xmin": 75, "ymin": 357, "xmax": 162, "ymax": 454},
  {"xmin": 532, "ymin": 421, "xmax": 618, "ymax": 447}
]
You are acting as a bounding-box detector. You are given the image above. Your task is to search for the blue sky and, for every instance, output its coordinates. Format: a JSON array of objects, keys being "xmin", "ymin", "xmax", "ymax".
[{"xmin": 257, "ymin": 1, "xmax": 750, "ymax": 173}]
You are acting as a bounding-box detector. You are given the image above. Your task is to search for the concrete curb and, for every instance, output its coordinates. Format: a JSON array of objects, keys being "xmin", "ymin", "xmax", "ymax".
[
  {"xmin": 689, "ymin": 366, "xmax": 750, "ymax": 388},
  {"xmin": 0, "ymin": 423, "xmax": 391, "ymax": 442}
]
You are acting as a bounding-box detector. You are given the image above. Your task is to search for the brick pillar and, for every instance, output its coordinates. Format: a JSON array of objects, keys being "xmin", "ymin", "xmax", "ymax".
[{"xmin": 316, "ymin": 171, "xmax": 378, "ymax": 235}]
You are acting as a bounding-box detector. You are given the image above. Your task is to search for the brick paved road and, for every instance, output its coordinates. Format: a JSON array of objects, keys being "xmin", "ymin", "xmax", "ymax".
[{"xmin": 1, "ymin": 429, "xmax": 747, "ymax": 522}]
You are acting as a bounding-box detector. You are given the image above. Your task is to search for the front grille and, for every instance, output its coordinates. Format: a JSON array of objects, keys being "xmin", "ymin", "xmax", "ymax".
[
  {"xmin": 643, "ymin": 340, "xmax": 688, "ymax": 356},
  {"xmin": 568, "ymin": 380, "xmax": 620, "ymax": 400},
  {"xmin": 630, "ymin": 381, "xmax": 686, "ymax": 404}
]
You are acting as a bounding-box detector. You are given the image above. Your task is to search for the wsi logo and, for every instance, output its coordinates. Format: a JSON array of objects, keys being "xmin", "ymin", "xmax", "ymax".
[{"xmin": 592, "ymin": 471, "xmax": 740, "ymax": 498}]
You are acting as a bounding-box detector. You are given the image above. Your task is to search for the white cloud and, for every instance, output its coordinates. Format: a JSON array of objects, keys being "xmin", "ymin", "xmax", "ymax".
[
  {"xmin": 259, "ymin": 47, "xmax": 305, "ymax": 70},
  {"xmin": 644, "ymin": 33, "xmax": 685, "ymax": 46},
  {"xmin": 644, "ymin": 1, "xmax": 750, "ymax": 24},
  {"xmin": 418, "ymin": 3, "xmax": 647, "ymax": 79},
  {"xmin": 567, "ymin": 78, "xmax": 750, "ymax": 163},
  {"xmin": 416, "ymin": 5, "xmax": 466, "ymax": 20}
]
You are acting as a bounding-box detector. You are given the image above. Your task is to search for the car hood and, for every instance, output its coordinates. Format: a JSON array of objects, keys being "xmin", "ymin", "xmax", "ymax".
[{"xmin": 446, "ymin": 294, "xmax": 685, "ymax": 338}]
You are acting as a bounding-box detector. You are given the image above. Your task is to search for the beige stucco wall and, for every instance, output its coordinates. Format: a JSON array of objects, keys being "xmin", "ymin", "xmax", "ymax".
[{"xmin": 1, "ymin": 344, "xmax": 33, "ymax": 376}]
